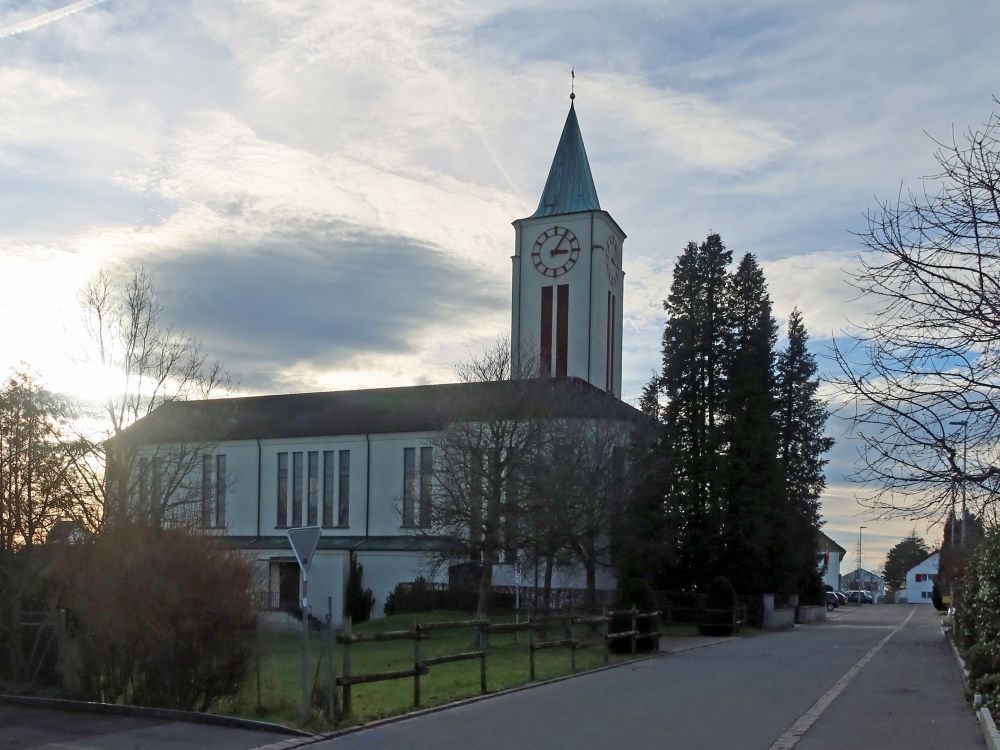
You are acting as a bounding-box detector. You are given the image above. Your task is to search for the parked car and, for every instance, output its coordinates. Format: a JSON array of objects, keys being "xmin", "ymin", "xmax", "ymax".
[
  {"xmin": 825, "ymin": 591, "xmax": 840, "ymax": 610},
  {"xmin": 847, "ymin": 590, "xmax": 866, "ymax": 603},
  {"xmin": 863, "ymin": 591, "xmax": 874, "ymax": 604},
  {"xmin": 835, "ymin": 591, "xmax": 847, "ymax": 606}
]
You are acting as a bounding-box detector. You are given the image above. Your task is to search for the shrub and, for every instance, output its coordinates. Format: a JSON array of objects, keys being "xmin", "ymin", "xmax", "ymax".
[
  {"xmin": 53, "ymin": 525, "xmax": 257, "ymax": 711},
  {"xmin": 345, "ymin": 554, "xmax": 375, "ymax": 623},
  {"xmin": 698, "ymin": 576, "xmax": 739, "ymax": 636},
  {"xmin": 959, "ymin": 529, "xmax": 1000, "ymax": 651},
  {"xmin": 610, "ymin": 577, "xmax": 657, "ymax": 654}
]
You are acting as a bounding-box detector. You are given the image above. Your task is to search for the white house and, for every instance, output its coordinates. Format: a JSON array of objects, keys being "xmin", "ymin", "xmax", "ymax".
[
  {"xmin": 816, "ymin": 531, "xmax": 846, "ymax": 591},
  {"xmin": 115, "ymin": 97, "xmax": 642, "ymax": 624},
  {"xmin": 904, "ymin": 551, "xmax": 940, "ymax": 604}
]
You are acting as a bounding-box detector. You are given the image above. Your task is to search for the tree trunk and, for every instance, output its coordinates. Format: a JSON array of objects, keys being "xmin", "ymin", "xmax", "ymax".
[
  {"xmin": 585, "ymin": 559, "xmax": 597, "ymax": 609},
  {"xmin": 543, "ymin": 556, "xmax": 554, "ymax": 610}
]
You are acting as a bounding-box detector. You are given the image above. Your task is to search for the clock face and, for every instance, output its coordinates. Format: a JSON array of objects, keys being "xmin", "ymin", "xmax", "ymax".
[
  {"xmin": 605, "ymin": 234, "xmax": 621, "ymax": 287},
  {"xmin": 531, "ymin": 226, "xmax": 580, "ymax": 278}
]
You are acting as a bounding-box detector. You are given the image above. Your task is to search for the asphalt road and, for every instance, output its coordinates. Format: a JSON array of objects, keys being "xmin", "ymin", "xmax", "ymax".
[
  {"xmin": 0, "ymin": 705, "xmax": 290, "ymax": 750},
  {"xmin": 304, "ymin": 604, "xmax": 983, "ymax": 750}
]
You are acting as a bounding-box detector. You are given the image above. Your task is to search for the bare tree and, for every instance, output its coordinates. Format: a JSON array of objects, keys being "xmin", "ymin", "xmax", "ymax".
[
  {"xmin": 833, "ymin": 106, "xmax": 1000, "ymax": 522},
  {"xmin": 522, "ymin": 417, "xmax": 627, "ymax": 608},
  {"xmin": 72, "ymin": 266, "xmax": 233, "ymax": 530},
  {"xmin": 421, "ymin": 337, "xmax": 549, "ymax": 618}
]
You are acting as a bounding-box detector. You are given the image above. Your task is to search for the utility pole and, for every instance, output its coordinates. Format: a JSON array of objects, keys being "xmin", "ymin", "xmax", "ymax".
[
  {"xmin": 856, "ymin": 526, "xmax": 867, "ymax": 602},
  {"xmin": 949, "ymin": 420, "xmax": 968, "ymax": 546}
]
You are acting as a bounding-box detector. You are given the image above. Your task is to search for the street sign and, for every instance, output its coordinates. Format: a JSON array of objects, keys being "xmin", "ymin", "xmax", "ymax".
[{"xmin": 287, "ymin": 526, "xmax": 321, "ymax": 574}]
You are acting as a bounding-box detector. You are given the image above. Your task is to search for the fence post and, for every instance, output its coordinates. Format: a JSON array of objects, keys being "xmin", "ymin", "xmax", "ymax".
[
  {"xmin": 603, "ymin": 605, "xmax": 609, "ymax": 664},
  {"xmin": 569, "ymin": 608, "xmax": 576, "ymax": 673},
  {"xmin": 342, "ymin": 615, "xmax": 353, "ymax": 718},
  {"xmin": 326, "ymin": 597, "xmax": 336, "ymax": 721},
  {"xmin": 479, "ymin": 622, "xmax": 488, "ymax": 693},
  {"xmin": 414, "ymin": 621, "xmax": 422, "ymax": 708},
  {"xmin": 529, "ymin": 614, "xmax": 536, "ymax": 681},
  {"xmin": 630, "ymin": 605, "xmax": 637, "ymax": 656}
]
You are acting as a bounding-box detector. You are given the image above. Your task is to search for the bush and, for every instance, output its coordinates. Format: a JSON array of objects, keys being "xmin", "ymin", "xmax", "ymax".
[
  {"xmin": 345, "ymin": 554, "xmax": 375, "ymax": 623},
  {"xmin": 698, "ymin": 576, "xmax": 739, "ymax": 636},
  {"xmin": 53, "ymin": 525, "xmax": 257, "ymax": 711},
  {"xmin": 931, "ymin": 583, "xmax": 945, "ymax": 611},
  {"xmin": 610, "ymin": 577, "xmax": 657, "ymax": 654}
]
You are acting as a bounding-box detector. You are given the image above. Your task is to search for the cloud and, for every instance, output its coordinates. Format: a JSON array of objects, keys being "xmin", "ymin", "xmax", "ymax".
[{"xmin": 140, "ymin": 221, "xmax": 505, "ymax": 392}]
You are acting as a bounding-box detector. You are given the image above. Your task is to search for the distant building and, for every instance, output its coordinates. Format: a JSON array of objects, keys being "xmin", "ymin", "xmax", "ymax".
[
  {"xmin": 816, "ymin": 530, "xmax": 846, "ymax": 591},
  {"xmin": 903, "ymin": 551, "xmax": 940, "ymax": 604},
  {"xmin": 840, "ymin": 568, "xmax": 885, "ymax": 601}
]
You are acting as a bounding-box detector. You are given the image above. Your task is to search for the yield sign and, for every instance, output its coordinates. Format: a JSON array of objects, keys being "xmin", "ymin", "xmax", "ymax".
[{"xmin": 287, "ymin": 526, "xmax": 321, "ymax": 574}]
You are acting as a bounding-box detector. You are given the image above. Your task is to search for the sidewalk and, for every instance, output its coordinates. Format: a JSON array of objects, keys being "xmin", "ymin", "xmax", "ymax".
[{"xmin": 795, "ymin": 605, "xmax": 984, "ymax": 749}]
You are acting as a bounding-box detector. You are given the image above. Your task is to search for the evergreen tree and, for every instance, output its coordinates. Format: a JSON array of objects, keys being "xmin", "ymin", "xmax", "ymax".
[
  {"xmin": 719, "ymin": 253, "xmax": 786, "ymax": 594},
  {"xmin": 882, "ymin": 535, "xmax": 930, "ymax": 592},
  {"xmin": 775, "ymin": 308, "xmax": 834, "ymax": 595},
  {"xmin": 660, "ymin": 234, "xmax": 731, "ymax": 588}
]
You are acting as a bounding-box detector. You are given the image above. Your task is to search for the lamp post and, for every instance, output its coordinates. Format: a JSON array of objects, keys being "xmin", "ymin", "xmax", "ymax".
[
  {"xmin": 857, "ymin": 526, "xmax": 867, "ymax": 604},
  {"xmin": 949, "ymin": 420, "xmax": 968, "ymax": 546}
]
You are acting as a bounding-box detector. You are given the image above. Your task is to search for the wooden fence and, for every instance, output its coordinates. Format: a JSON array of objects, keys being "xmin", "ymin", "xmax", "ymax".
[{"xmin": 332, "ymin": 606, "xmax": 662, "ymax": 722}]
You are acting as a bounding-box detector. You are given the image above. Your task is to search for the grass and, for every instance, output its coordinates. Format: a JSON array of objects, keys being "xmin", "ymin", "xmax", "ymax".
[{"xmin": 213, "ymin": 611, "xmax": 676, "ymax": 731}]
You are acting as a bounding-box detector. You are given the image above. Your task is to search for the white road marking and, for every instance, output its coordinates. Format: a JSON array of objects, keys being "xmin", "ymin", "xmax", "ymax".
[{"xmin": 768, "ymin": 608, "xmax": 916, "ymax": 750}]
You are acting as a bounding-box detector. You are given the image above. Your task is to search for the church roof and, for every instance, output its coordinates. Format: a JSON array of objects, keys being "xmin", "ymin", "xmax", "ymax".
[
  {"xmin": 531, "ymin": 103, "xmax": 601, "ymax": 218},
  {"xmin": 114, "ymin": 377, "xmax": 645, "ymax": 446}
]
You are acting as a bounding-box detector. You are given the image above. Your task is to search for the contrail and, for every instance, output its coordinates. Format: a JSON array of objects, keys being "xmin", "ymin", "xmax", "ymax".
[{"xmin": 0, "ymin": 0, "xmax": 111, "ymax": 40}]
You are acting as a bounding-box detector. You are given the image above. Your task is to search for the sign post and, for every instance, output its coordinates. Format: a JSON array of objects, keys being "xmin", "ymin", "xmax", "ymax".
[
  {"xmin": 514, "ymin": 560, "xmax": 522, "ymax": 635},
  {"xmin": 288, "ymin": 526, "xmax": 321, "ymax": 720}
]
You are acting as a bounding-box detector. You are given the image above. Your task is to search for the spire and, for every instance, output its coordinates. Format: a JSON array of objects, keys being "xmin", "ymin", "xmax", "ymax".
[{"xmin": 531, "ymin": 98, "xmax": 601, "ymax": 218}]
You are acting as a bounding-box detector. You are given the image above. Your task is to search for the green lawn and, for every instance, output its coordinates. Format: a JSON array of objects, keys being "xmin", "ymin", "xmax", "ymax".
[{"xmin": 213, "ymin": 611, "xmax": 670, "ymax": 731}]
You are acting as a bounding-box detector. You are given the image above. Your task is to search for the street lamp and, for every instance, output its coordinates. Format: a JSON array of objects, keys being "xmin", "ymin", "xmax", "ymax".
[
  {"xmin": 949, "ymin": 420, "xmax": 968, "ymax": 545},
  {"xmin": 857, "ymin": 526, "xmax": 867, "ymax": 603}
]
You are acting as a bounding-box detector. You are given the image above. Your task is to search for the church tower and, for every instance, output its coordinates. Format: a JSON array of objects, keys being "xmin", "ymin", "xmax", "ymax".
[{"xmin": 511, "ymin": 98, "xmax": 625, "ymax": 398}]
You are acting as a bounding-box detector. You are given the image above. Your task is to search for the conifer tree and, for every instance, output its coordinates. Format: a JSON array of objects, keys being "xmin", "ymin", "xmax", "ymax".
[
  {"xmin": 660, "ymin": 234, "xmax": 731, "ymax": 588},
  {"xmin": 775, "ymin": 308, "xmax": 834, "ymax": 594},
  {"xmin": 719, "ymin": 253, "xmax": 786, "ymax": 594}
]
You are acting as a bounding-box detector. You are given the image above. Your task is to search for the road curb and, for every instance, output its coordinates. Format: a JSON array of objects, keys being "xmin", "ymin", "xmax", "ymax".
[
  {"xmin": 0, "ymin": 692, "xmax": 310, "ymax": 738},
  {"xmin": 249, "ymin": 636, "xmax": 737, "ymax": 750},
  {"xmin": 941, "ymin": 624, "xmax": 997, "ymax": 750},
  {"xmin": 980, "ymin": 708, "xmax": 1000, "ymax": 750}
]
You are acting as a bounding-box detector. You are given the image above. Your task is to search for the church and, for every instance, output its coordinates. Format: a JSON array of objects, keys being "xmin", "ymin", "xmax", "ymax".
[{"xmin": 119, "ymin": 96, "xmax": 644, "ymax": 623}]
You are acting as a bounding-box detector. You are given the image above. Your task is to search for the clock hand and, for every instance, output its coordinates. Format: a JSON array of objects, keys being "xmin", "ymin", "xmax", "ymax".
[{"xmin": 550, "ymin": 235, "xmax": 571, "ymax": 257}]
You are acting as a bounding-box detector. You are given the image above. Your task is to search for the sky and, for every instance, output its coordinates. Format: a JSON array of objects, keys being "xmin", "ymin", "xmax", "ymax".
[{"xmin": 2, "ymin": 0, "xmax": 997, "ymax": 572}]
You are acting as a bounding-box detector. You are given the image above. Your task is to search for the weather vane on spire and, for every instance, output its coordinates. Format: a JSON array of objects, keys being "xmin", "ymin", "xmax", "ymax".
[{"xmin": 570, "ymin": 68, "xmax": 576, "ymax": 101}]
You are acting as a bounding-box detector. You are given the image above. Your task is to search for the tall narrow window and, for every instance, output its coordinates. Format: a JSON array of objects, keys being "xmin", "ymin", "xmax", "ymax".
[
  {"xmin": 322, "ymin": 451, "xmax": 335, "ymax": 527},
  {"xmin": 292, "ymin": 452, "xmax": 303, "ymax": 526},
  {"xmin": 606, "ymin": 291, "xmax": 614, "ymax": 391},
  {"xmin": 138, "ymin": 457, "xmax": 149, "ymax": 511},
  {"xmin": 469, "ymin": 448, "xmax": 483, "ymax": 552},
  {"xmin": 556, "ymin": 284, "xmax": 569, "ymax": 376},
  {"xmin": 201, "ymin": 455, "xmax": 213, "ymax": 528},
  {"xmin": 402, "ymin": 447, "xmax": 416, "ymax": 526},
  {"xmin": 277, "ymin": 452, "xmax": 288, "ymax": 527},
  {"xmin": 540, "ymin": 286, "xmax": 553, "ymax": 375},
  {"xmin": 215, "ymin": 454, "xmax": 227, "ymax": 528},
  {"xmin": 307, "ymin": 451, "xmax": 318, "ymax": 525},
  {"xmin": 151, "ymin": 457, "xmax": 162, "ymax": 514},
  {"xmin": 419, "ymin": 447, "xmax": 433, "ymax": 528},
  {"xmin": 339, "ymin": 450, "xmax": 350, "ymax": 527}
]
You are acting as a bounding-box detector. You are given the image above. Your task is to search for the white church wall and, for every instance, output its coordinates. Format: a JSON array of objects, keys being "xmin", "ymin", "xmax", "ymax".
[
  {"xmin": 357, "ymin": 550, "xmax": 444, "ymax": 617},
  {"xmin": 366, "ymin": 431, "xmax": 436, "ymax": 536}
]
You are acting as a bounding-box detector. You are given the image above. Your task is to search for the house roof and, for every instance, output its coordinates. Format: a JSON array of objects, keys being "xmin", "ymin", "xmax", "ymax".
[
  {"xmin": 530, "ymin": 103, "xmax": 601, "ymax": 218},
  {"xmin": 113, "ymin": 377, "xmax": 646, "ymax": 446},
  {"xmin": 906, "ymin": 550, "xmax": 941, "ymax": 572},
  {"xmin": 817, "ymin": 529, "xmax": 847, "ymax": 560}
]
